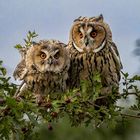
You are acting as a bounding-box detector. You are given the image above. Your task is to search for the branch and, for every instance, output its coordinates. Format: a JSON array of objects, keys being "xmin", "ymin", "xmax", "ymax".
[
  {"xmin": 121, "ymin": 113, "xmax": 140, "ymax": 119},
  {"xmin": 119, "ymin": 92, "xmax": 140, "ymax": 98}
]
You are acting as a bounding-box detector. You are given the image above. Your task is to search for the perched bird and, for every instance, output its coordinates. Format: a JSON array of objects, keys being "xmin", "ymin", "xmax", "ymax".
[
  {"xmin": 13, "ymin": 40, "xmax": 70, "ymax": 102},
  {"xmin": 67, "ymin": 15, "xmax": 122, "ymax": 105}
]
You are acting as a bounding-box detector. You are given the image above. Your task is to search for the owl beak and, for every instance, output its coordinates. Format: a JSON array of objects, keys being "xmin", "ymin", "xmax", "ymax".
[
  {"xmin": 84, "ymin": 38, "xmax": 89, "ymax": 46},
  {"xmin": 48, "ymin": 58, "xmax": 52, "ymax": 65}
]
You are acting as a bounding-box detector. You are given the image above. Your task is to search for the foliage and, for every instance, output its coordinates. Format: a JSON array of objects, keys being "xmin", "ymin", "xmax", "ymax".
[
  {"xmin": 14, "ymin": 31, "xmax": 38, "ymax": 49},
  {"xmin": 1, "ymin": 31, "xmax": 140, "ymax": 140}
]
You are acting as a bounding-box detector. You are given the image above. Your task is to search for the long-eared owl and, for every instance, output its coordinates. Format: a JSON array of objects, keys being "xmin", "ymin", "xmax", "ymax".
[
  {"xmin": 67, "ymin": 15, "xmax": 122, "ymax": 103},
  {"xmin": 13, "ymin": 40, "xmax": 70, "ymax": 101}
]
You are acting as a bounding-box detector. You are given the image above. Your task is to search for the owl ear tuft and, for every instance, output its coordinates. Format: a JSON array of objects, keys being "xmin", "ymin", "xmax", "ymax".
[
  {"xmin": 59, "ymin": 43, "xmax": 67, "ymax": 48},
  {"xmin": 74, "ymin": 16, "xmax": 82, "ymax": 22},
  {"xmin": 32, "ymin": 41, "xmax": 38, "ymax": 45},
  {"xmin": 32, "ymin": 41, "xmax": 40, "ymax": 46},
  {"xmin": 96, "ymin": 14, "xmax": 104, "ymax": 22}
]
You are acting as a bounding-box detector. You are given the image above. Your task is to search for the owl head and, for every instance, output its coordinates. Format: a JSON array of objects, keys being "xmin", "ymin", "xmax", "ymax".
[
  {"xmin": 25, "ymin": 40, "xmax": 69, "ymax": 73},
  {"xmin": 69, "ymin": 14, "xmax": 112, "ymax": 53}
]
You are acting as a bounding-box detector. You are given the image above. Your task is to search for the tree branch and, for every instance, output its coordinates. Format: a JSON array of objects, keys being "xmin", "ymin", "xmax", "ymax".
[{"xmin": 121, "ymin": 113, "xmax": 140, "ymax": 119}]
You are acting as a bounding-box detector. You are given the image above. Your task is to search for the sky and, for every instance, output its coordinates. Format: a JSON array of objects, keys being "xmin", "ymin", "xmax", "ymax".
[{"xmin": 0, "ymin": 0, "xmax": 140, "ymax": 82}]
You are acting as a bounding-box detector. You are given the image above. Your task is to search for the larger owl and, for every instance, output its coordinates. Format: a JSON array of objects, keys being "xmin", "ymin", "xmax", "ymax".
[
  {"xmin": 13, "ymin": 40, "xmax": 70, "ymax": 101},
  {"xmin": 67, "ymin": 15, "xmax": 122, "ymax": 105}
]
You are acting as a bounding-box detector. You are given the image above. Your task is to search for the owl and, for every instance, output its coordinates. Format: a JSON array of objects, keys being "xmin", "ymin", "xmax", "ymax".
[
  {"xmin": 13, "ymin": 40, "xmax": 70, "ymax": 102},
  {"xmin": 67, "ymin": 15, "xmax": 122, "ymax": 105}
]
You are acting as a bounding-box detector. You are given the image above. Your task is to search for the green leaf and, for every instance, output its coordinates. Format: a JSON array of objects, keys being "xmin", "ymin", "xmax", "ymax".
[
  {"xmin": 0, "ymin": 60, "xmax": 3, "ymax": 65},
  {"xmin": 24, "ymin": 39, "xmax": 28, "ymax": 44},
  {"xmin": 132, "ymin": 75, "xmax": 140, "ymax": 81},
  {"xmin": 14, "ymin": 44, "xmax": 23, "ymax": 49},
  {"xmin": 6, "ymin": 97, "xmax": 17, "ymax": 107},
  {"xmin": 94, "ymin": 73, "xmax": 101, "ymax": 83},
  {"xmin": 0, "ymin": 67, "xmax": 7, "ymax": 76},
  {"xmin": 122, "ymin": 72, "xmax": 129, "ymax": 78}
]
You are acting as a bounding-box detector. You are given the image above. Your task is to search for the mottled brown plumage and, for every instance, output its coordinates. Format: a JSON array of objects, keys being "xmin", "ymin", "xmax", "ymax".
[
  {"xmin": 67, "ymin": 15, "xmax": 122, "ymax": 105},
  {"xmin": 13, "ymin": 40, "xmax": 70, "ymax": 101},
  {"xmin": 13, "ymin": 47, "xmax": 28, "ymax": 80}
]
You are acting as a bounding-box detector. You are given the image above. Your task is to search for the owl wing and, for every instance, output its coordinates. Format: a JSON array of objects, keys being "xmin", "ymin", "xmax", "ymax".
[
  {"xmin": 110, "ymin": 42, "xmax": 123, "ymax": 80},
  {"xmin": 13, "ymin": 59, "xmax": 28, "ymax": 80}
]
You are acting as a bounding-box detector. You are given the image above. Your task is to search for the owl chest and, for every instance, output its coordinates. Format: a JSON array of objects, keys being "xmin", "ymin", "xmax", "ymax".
[
  {"xmin": 26, "ymin": 72, "xmax": 67, "ymax": 95},
  {"xmin": 70, "ymin": 51, "xmax": 118, "ymax": 87},
  {"xmin": 71, "ymin": 54, "xmax": 95, "ymax": 81},
  {"xmin": 44, "ymin": 72, "xmax": 68, "ymax": 95}
]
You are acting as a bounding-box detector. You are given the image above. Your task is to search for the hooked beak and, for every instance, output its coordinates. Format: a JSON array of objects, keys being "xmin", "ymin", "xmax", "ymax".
[
  {"xmin": 84, "ymin": 37, "xmax": 89, "ymax": 46},
  {"xmin": 47, "ymin": 58, "xmax": 52, "ymax": 65}
]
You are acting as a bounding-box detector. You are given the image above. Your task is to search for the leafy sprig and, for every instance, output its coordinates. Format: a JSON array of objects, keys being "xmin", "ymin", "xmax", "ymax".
[{"xmin": 14, "ymin": 31, "xmax": 38, "ymax": 49}]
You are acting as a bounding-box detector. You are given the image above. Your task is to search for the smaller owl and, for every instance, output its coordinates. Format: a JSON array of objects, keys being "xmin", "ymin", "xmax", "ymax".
[{"xmin": 13, "ymin": 40, "xmax": 70, "ymax": 102}]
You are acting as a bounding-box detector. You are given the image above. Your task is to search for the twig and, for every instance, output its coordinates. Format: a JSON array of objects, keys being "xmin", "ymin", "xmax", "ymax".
[
  {"xmin": 121, "ymin": 113, "xmax": 140, "ymax": 119},
  {"xmin": 0, "ymin": 105, "xmax": 10, "ymax": 116},
  {"xmin": 95, "ymin": 95, "xmax": 109, "ymax": 100},
  {"xmin": 119, "ymin": 92, "xmax": 140, "ymax": 98}
]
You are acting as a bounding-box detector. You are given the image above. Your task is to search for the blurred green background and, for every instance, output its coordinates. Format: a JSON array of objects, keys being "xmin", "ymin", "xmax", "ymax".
[{"xmin": 29, "ymin": 117, "xmax": 140, "ymax": 140}]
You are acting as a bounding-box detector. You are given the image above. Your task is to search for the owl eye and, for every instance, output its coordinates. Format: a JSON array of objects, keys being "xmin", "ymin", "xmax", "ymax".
[
  {"xmin": 54, "ymin": 52, "xmax": 60, "ymax": 59},
  {"xmin": 90, "ymin": 31, "xmax": 97, "ymax": 38},
  {"xmin": 79, "ymin": 32, "xmax": 83, "ymax": 39},
  {"xmin": 40, "ymin": 52, "xmax": 46, "ymax": 59}
]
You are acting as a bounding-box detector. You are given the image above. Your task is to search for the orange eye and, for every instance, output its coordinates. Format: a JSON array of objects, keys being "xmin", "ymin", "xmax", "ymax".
[
  {"xmin": 91, "ymin": 31, "xmax": 97, "ymax": 38},
  {"xmin": 40, "ymin": 52, "xmax": 46, "ymax": 59},
  {"xmin": 79, "ymin": 32, "xmax": 83, "ymax": 38}
]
